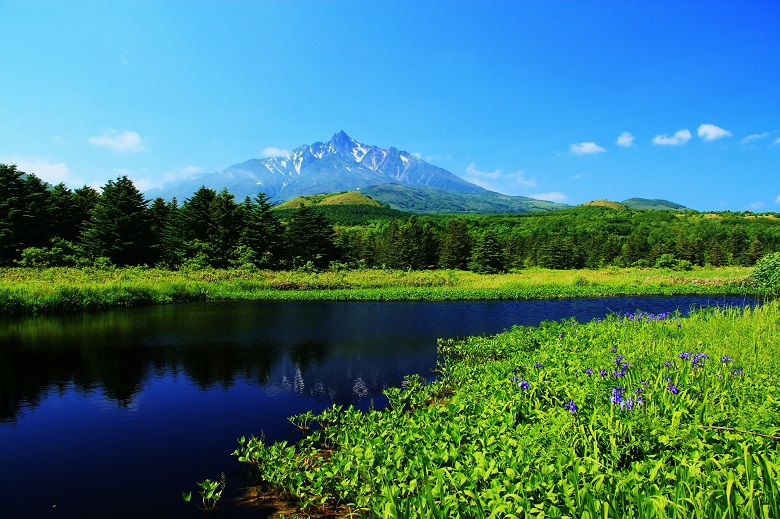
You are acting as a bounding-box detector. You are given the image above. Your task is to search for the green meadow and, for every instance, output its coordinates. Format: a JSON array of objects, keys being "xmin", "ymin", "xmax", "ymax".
[
  {"xmin": 233, "ymin": 300, "xmax": 780, "ymax": 518},
  {"xmin": 5, "ymin": 263, "xmax": 779, "ymax": 517},
  {"xmin": 0, "ymin": 265, "xmax": 756, "ymax": 314}
]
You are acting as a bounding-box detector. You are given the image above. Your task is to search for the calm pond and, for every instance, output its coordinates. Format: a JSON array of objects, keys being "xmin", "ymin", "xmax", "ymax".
[{"xmin": 0, "ymin": 295, "xmax": 756, "ymax": 517}]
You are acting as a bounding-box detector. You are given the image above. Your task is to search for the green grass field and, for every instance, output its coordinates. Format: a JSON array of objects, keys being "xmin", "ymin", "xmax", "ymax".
[
  {"xmin": 0, "ymin": 266, "xmax": 756, "ymax": 314},
  {"xmin": 234, "ymin": 300, "xmax": 780, "ymax": 518}
]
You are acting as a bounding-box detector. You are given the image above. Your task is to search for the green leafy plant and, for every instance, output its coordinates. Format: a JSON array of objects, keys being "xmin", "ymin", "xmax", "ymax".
[
  {"xmin": 751, "ymin": 251, "xmax": 780, "ymax": 292},
  {"xmin": 231, "ymin": 302, "xmax": 780, "ymax": 517},
  {"xmin": 182, "ymin": 472, "xmax": 226, "ymax": 511}
]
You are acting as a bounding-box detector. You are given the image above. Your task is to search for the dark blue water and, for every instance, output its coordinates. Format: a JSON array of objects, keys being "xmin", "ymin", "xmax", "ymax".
[{"xmin": 0, "ymin": 296, "xmax": 755, "ymax": 517}]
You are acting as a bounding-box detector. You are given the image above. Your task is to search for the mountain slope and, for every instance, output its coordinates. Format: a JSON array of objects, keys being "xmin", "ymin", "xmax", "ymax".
[
  {"xmin": 146, "ymin": 131, "xmax": 486, "ymax": 203},
  {"xmin": 360, "ymin": 184, "xmax": 568, "ymax": 214},
  {"xmin": 621, "ymin": 198, "xmax": 690, "ymax": 211}
]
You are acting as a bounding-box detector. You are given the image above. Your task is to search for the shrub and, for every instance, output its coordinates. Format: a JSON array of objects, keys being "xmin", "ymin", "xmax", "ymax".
[{"xmin": 751, "ymin": 252, "xmax": 780, "ymax": 291}]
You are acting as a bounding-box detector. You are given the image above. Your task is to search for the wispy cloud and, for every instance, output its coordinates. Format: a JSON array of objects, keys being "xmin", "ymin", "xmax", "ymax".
[
  {"xmin": 775, "ymin": 195, "xmax": 780, "ymax": 204},
  {"xmin": 530, "ymin": 192, "xmax": 568, "ymax": 203},
  {"xmin": 697, "ymin": 124, "xmax": 731, "ymax": 141},
  {"xmin": 164, "ymin": 165, "xmax": 204, "ymax": 182},
  {"xmin": 260, "ymin": 147, "xmax": 292, "ymax": 158},
  {"xmin": 463, "ymin": 162, "xmax": 537, "ymax": 194},
  {"xmin": 88, "ymin": 130, "xmax": 145, "ymax": 153},
  {"xmin": 570, "ymin": 142, "xmax": 606, "ymax": 155},
  {"xmin": 2, "ymin": 157, "xmax": 86, "ymax": 187},
  {"xmin": 616, "ymin": 132, "xmax": 635, "ymax": 147},
  {"xmin": 652, "ymin": 129, "xmax": 692, "ymax": 146},
  {"xmin": 774, "ymin": 137, "xmax": 780, "ymax": 146},
  {"xmin": 740, "ymin": 132, "xmax": 769, "ymax": 145},
  {"xmin": 749, "ymin": 201, "xmax": 765, "ymax": 211}
]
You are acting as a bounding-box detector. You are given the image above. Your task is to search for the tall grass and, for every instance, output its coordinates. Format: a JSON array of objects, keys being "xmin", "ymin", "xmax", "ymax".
[
  {"xmin": 0, "ymin": 266, "xmax": 754, "ymax": 314},
  {"xmin": 233, "ymin": 302, "xmax": 780, "ymax": 517}
]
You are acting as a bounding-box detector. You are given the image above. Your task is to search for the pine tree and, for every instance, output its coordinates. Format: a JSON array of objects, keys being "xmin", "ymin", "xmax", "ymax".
[
  {"xmin": 206, "ymin": 189, "xmax": 244, "ymax": 268},
  {"xmin": 0, "ymin": 164, "xmax": 54, "ymax": 264},
  {"xmin": 181, "ymin": 186, "xmax": 216, "ymax": 243},
  {"xmin": 240, "ymin": 192, "xmax": 285, "ymax": 268},
  {"xmin": 159, "ymin": 198, "xmax": 186, "ymax": 268},
  {"xmin": 147, "ymin": 197, "xmax": 171, "ymax": 266},
  {"xmin": 0, "ymin": 164, "xmax": 27, "ymax": 264},
  {"xmin": 48, "ymin": 183, "xmax": 81, "ymax": 242},
  {"xmin": 439, "ymin": 218, "xmax": 472, "ymax": 270},
  {"xmin": 285, "ymin": 204, "xmax": 337, "ymax": 269},
  {"xmin": 470, "ymin": 231, "xmax": 506, "ymax": 273},
  {"xmin": 80, "ymin": 176, "xmax": 153, "ymax": 266}
]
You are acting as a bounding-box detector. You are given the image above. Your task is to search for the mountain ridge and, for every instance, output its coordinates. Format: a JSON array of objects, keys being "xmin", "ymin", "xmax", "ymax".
[
  {"xmin": 145, "ymin": 132, "xmax": 689, "ymax": 214},
  {"xmin": 146, "ymin": 131, "xmax": 486, "ymax": 204}
]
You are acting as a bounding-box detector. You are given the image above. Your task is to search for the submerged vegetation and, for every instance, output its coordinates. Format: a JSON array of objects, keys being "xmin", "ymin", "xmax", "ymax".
[
  {"xmin": 0, "ymin": 265, "xmax": 757, "ymax": 315},
  {"xmin": 233, "ymin": 301, "xmax": 780, "ymax": 518}
]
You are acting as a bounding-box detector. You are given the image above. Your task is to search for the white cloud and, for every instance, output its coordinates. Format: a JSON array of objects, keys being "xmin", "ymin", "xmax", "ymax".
[
  {"xmin": 530, "ymin": 192, "xmax": 568, "ymax": 203},
  {"xmin": 775, "ymin": 195, "xmax": 780, "ymax": 204},
  {"xmin": 652, "ymin": 129, "xmax": 692, "ymax": 146},
  {"xmin": 463, "ymin": 162, "xmax": 537, "ymax": 194},
  {"xmin": 411, "ymin": 152, "xmax": 423, "ymax": 159},
  {"xmin": 740, "ymin": 132, "xmax": 769, "ymax": 145},
  {"xmin": 749, "ymin": 201, "xmax": 765, "ymax": 211},
  {"xmin": 616, "ymin": 132, "xmax": 635, "ymax": 147},
  {"xmin": 774, "ymin": 137, "xmax": 780, "ymax": 146},
  {"xmin": 697, "ymin": 124, "xmax": 731, "ymax": 141},
  {"xmin": 0, "ymin": 157, "xmax": 86, "ymax": 187},
  {"xmin": 164, "ymin": 165, "xmax": 204, "ymax": 182},
  {"xmin": 88, "ymin": 130, "xmax": 145, "ymax": 153},
  {"xmin": 260, "ymin": 147, "xmax": 292, "ymax": 158},
  {"xmin": 570, "ymin": 142, "xmax": 606, "ymax": 155}
]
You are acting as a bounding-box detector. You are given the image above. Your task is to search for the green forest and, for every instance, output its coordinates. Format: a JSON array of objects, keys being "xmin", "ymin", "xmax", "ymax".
[{"xmin": 3, "ymin": 163, "xmax": 779, "ymax": 273}]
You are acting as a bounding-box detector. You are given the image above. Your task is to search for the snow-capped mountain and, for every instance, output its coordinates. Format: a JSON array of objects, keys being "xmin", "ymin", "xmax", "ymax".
[{"xmin": 146, "ymin": 131, "xmax": 486, "ymax": 203}]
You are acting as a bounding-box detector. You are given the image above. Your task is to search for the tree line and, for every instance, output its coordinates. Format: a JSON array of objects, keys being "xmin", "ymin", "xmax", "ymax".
[{"xmin": 2, "ymin": 164, "xmax": 779, "ymax": 272}]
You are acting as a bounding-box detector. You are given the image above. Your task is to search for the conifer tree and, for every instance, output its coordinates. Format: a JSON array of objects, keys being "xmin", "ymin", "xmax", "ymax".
[
  {"xmin": 206, "ymin": 189, "xmax": 244, "ymax": 268},
  {"xmin": 0, "ymin": 164, "xmax": 26, "ymax": 264},
  {"xmin": 80, "ymin": 176, "xmax": 153, "ymax": 266},
  {"xmin": 241, "ymin": 192, "xmax": 285, "ymax": 268},
  {"xmin": 0, "ymin": 164, "xmax": 54, "ymax": 264},
  {"xmin": 181, "ymin": 186, "xmax": 216, "ymax": 243},
  {"xmin": 285, "ymin": 204, "xmax": 337, "ymax": 269},
  {"xmin": 470, "ymin": 231, "xmax": 506, "ymax": 273},
  {"xmin": 439, "ymin": 218, "xmax": 472, "ymax": 270}
]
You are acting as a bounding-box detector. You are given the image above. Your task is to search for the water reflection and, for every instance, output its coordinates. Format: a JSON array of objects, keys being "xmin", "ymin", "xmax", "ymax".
[
  {"xmin": 1, "ymin": 296, "xmax": 753, "ymax": 424},
  {"xmin": 0, "ymin": 296, "xmax": 756, "ymax": 518}
]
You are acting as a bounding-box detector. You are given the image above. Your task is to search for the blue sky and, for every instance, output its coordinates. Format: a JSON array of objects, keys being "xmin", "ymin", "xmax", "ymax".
[{"xmin": 2, "ymin": 0, "xmax": 778, "ymax": 211}]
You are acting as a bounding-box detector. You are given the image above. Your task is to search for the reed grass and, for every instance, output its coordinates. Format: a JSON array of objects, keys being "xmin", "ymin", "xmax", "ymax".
[{"xmin": 0, "ymin": 266, "xmax": 755, "ymax": 314}]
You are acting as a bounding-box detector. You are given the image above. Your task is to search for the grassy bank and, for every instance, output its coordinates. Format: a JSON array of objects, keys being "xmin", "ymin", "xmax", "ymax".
[
  {"xmin": 234, "ymin": 301, "xmax": 780, "ymax": 518},
  {"xmin": 0, "ymin": 266, "xmax": 755, "ymax": 314}
]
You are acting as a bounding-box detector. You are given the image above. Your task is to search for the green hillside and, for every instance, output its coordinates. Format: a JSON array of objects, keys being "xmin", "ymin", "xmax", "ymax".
[
  {"xmin": 621, "ymin": 198, "xmax": 690, "ymax": 211},
  {"xmin": 274, "ymin": 191, "xmax": 384, "ymax": 209},
  {"xmin": 581, "ymin": 199, "xmax": 628, "ymax": 210},
  {"xmin": 272, "ymin": 191, "xmax": 407, "ymax": 225},
  {"xmin": 361, "ymin": 184, "xmax": 568, "ymax": 214}
]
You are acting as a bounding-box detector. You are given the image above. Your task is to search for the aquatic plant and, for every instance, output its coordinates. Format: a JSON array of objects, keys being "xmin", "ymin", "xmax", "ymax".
[
  {"xmin": 182, "ymin": 472, "xmax": 225, "ymax": 511},
  {"xmin": 230, "ymin": 301, "xmax": 780, "ymax": 517}
]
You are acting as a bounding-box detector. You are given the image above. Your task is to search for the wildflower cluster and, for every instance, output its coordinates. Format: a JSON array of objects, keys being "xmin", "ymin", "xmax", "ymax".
[
  {"xmin": 618, "ymin": 311, "xmax": 678, "ymax": 323},
  {"xmin": 510, "ymin": 366, "xmax": 531, "ymax": 390}
]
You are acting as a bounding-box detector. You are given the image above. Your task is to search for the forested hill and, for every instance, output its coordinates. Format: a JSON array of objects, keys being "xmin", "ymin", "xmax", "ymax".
[
  {"xmin": 273, "ymin": 191, "xmax": 408, "ymax": 225},
  {"xmin": 2, "ymin": 163, "xmax": 778, "ymax": 272},
  {"xmin": 359, "ymin": 184, "xmax": 568, "ymax": 214}
]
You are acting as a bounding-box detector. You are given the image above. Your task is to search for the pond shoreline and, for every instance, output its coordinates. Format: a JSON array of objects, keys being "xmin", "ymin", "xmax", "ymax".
[{"xmin": 0, "ymin": 266, "xmax": 756, "ymax": 315}]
